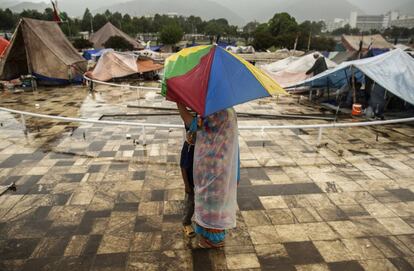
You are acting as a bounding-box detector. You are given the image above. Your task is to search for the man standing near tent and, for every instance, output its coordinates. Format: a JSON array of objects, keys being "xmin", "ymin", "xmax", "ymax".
[
  {"xmin": 306, "ymin": 53, "xmax": 328, "ymax": 98},
  {"xmin": 306, "ymin": 53, "xmax": 328, "ymax": 76}
]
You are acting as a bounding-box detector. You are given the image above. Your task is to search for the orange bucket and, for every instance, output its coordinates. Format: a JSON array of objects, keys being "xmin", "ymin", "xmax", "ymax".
[{"xmin": 352, "ymin": 103, "xmax": 362, "ymax": 116}]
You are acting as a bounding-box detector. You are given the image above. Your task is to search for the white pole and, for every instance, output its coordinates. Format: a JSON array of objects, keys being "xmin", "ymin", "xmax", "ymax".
[
  {"xmin": 20, "ymin": 114, "xmax": 27, "ymax": 135},
  {"xmin": 317, "ymin": 127, "xmax": 323, "ymax": 146},
  {"xmin": 142, "ymin": 126, "xmax": 146, "ymax": 146}
]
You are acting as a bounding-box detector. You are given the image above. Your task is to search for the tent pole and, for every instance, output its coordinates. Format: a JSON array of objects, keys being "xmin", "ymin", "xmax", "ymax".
[
  {"xmin": 327, "ymin": 78, "xmax": 331, "ymax": 100},
  {"xmin": 21, "ymin": 20, "xmax": 37, "ymax": 92},
  {"xmin": 351, "ymin": 66, "xmax": 356, "ymax": 105}
]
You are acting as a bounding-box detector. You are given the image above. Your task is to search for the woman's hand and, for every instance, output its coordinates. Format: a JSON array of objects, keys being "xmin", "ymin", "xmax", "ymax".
[{"xmin": 177, "ymin": 103, "xmax": 193, "ymax": 127}]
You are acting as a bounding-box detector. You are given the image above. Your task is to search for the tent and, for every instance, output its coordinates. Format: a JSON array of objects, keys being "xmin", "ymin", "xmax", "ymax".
[
  {"xmin": 0, "ymin": 18, "xmax": 87, "ymax": 85},
  {"xmin": 342, "ymin": 34, "xmax": 393, "ymax": 52},
  {"xmin": 289, "ymin": 49, "xmax": 414, "ymax": 106},
  {"xmin": 394, "ymin": 44, "xmax": 413, "ymax": 51},
  {"xmin": 86, "ymin": 51, "xmax": 163, "ymax": 82},
  {"xmin": 90, "ymin": 22, "xmax": 144, "ymax": 50},
  {"xmin": 0, "ymin": 37, "xmax": 9, "ymax": 57},
  {"xmin": 261, "ymin": 53, "xmax": 337, "ymax": 88},
  {"xmin": 329, "ymin": 51, "xmax": 358, "ymax": 64}
]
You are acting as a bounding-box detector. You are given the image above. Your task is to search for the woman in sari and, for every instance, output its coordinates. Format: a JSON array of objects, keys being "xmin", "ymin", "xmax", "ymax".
[{"xmin": 177, "ymin": 104, "xmax": 239, "ymax": 248}]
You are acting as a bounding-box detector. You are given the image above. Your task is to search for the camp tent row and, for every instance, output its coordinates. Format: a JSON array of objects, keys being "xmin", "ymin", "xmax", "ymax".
[
  {"xmin": 341, "ymin": 34, "xmax": 394, "ymax": 52},
  {"xmin": 289, "ymin": 49, "xmax": 414, "ymax": 106},
  {"xmin": 0, "ymin": 18, "xmax": 87, "ymax": 84}
]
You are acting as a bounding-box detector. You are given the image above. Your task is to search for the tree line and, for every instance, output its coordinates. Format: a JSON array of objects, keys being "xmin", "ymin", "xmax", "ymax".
[{"xmin": 1, "ymin": 8, "xmax": 413, "ymax": 51}]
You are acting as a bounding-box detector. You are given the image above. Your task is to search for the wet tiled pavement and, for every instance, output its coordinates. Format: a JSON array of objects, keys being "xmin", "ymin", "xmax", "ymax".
[{"xmin": 0, "ymin": 85, "xmax": 414, "ymax": 271}]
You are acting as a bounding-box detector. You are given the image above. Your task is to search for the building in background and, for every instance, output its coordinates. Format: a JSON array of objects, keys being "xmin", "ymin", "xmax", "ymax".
[
  {"xmin": 356, "ymin": 15, "xmax": 385, "ymax": 32},
  {"xmin": 384, "ymin": 11, "xmax": 400, "ymax": 28},
  {"xmin": 391, "ymin": 15, "xmax": 414, "ymax": 29},
  {"xmin": 350, "ymin": 12, "xmax": 358, "ymax": 28},
  {"xmin": 348, "ymin": 11, "xmax": 414, "ymax": 32}
]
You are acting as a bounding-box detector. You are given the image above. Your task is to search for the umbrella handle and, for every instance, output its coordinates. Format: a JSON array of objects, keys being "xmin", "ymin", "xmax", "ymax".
[{"xmin": 189, "ymin": 116, "xmax": 198, "ymax": 132}]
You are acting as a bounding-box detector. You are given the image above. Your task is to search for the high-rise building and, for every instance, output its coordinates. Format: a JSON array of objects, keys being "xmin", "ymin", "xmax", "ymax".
[
  {"xmin": 356, "ymin": 15, "xmax": 385, "ymax": 31},
  {"xmin": 349, "ymin": 11, "xmax": 402, "ymax": 32},
  {"xmin": 350, "ymin": 12, "xmax": 358, "ymax": 28}
]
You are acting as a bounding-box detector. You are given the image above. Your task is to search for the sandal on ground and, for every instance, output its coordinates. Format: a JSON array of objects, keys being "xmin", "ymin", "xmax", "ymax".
[
  {"xmin": 198, "ymin": 236, "xmax": 224, "ymax": 249},
  {"xmin": 183, "ymin": 225, "xmax": 196, "ymax": 238}
]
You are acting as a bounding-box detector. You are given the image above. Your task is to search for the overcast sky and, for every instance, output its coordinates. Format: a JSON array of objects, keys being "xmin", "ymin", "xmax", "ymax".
[
  {"xmin": 3, "ymin": 0, "xmax": 413, "ymax": 24},
  {"xmin": 10, "ymin": 0, "xmax": 413, "ymax": 11}
]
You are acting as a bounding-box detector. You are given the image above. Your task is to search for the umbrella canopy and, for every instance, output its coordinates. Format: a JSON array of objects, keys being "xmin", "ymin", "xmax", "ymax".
[{"xmin": 161, "ymin": 45, "xmax": 286, "ymax": 117}]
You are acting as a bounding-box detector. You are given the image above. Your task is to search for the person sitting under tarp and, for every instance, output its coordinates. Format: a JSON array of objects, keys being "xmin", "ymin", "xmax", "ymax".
[
  {"xmin": 306, "ymin": 53, "xmax": 328, "ymax": 76},
  {"xmin": 367, "ymin": 83, "xmax": 386, "ymax": 119}
]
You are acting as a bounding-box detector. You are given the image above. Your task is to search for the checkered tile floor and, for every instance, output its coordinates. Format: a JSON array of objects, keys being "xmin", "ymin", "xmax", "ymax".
[{"xmin": 0, "ymin": 85, "xmax": 414, "ymax": 271}]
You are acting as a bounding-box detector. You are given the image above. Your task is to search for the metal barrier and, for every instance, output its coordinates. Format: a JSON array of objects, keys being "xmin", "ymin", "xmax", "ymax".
[{"xmin": 1, "ymin": 106, "xmax": 414, "ymax": 146}]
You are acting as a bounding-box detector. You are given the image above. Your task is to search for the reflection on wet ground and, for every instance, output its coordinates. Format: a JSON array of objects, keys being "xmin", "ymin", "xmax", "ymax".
[{"xmin": 0, "ymin": 84, "xmax": 414, "ymax": 271}]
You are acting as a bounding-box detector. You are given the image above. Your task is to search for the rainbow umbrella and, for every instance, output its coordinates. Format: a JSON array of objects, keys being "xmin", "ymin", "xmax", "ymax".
[{"xmin": 161, "ymin": 45, "xmax": 286, "ymax": 117}]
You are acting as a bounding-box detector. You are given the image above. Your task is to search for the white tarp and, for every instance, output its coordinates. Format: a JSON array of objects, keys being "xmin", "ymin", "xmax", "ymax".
[
  {"xmin": 226, "ymin": 46, "xmax": 255, "ymax": 54},
  {"xmin": 134, "ymin": 49, "xmax": 162, "ymax": 60},
  {"xmin": 291, "ymin": 49, "xmax": 414, "ymax": 105},
  {"xmin": 261, "ymin": 56, "xmax": 299, "ymax": 73},
  {"xmin": 261, "ymin": 53, "xmax": 337, "ymax": 87},
  {"xmin": 394, "ymin": 44, "xmax": 412, "ymax": 51}
]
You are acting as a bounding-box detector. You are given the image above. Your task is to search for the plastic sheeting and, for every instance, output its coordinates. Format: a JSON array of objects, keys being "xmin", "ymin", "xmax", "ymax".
[
  {"xmin": 261, "ymin": 53, "xmax": 337, "ymax": 88},
  {"xmin": 194, "ymin": 108, "xmax": 238, "ymax": 230},
  {"xmin": 88, "ymin": 51, "xmax": 163, "ymax": 81},
  {"xmin": 261, "ymin": 56, "xmax": 299, "ymax": 73},
  {"xmin": 291, "ymin": 49, "xmax": 414, "ymax": 106},
  {"xmin": 226, "ymin": 46, "xmax": 255, "ymax": 54},
  {"xmin": 83, "ymin": 49, "xmax": 102, "ymax": 60},
  {"xmin": 134, "ymin": 49, "xmax": 162, "ymax": 60}
]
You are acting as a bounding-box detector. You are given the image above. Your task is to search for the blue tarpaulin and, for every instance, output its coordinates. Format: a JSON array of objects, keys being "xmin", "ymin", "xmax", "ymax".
[
  {"xmin": 150, "ymin": 46, "xmax": 162, "ymax": 52},
  {"xmin": 290, "ymin": 49, "xmax": 414, "ymax": 105},
  {"xmin": 33, "ymin": 73, "xmax": 83, "ymax": 85},
  {"xmin": 365, "ymin": 48, "xmax": 389, "ymax": 58},
  {"xmin": 82, "ymin": 49, "xmax": 102, "ymax": 60},
  {"xmin": 217, "ymin": 41, "xmax": 236, "ymax": 48}
]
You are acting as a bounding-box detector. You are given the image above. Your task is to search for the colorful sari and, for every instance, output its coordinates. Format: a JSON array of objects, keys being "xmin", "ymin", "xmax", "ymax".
[{"xmin": 193, "ymin": 108, "xmax": 239, "ymax": 245}]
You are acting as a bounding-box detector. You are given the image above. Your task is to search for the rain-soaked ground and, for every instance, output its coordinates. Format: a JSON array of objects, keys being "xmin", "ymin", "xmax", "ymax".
[{"xmin": 0, "ymin": 84, "xmax": 414, "ymax": 271}]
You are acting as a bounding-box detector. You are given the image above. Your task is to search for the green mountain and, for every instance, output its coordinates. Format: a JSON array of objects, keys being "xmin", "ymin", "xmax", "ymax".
[
  {"xmin": 94, "ymin": 0, "xmax": 245, "ymax": 25},
  {"xmin": 5, "ymin": 1, "xmax": 49, "ymax": 13}
]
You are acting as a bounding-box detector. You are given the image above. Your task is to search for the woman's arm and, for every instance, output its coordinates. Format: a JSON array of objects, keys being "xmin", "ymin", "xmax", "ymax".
[{"xmin": 177, "ymin": 103, "xmax": 194, "ymax": 127}]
